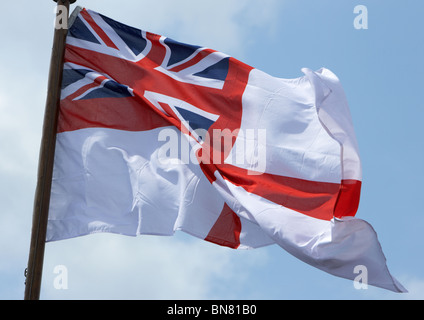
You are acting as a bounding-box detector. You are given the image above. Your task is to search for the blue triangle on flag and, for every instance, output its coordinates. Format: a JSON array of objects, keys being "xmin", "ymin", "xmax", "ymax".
[
  {"xmin": 69, "ymin": 16, "xmax": 101, "ymax": 44},
  {"xmin": 61, "ymin": 68, "xmax": 92, "ymax": 89},
  {"xmin": 175, "ymin": 107, "xmax": 215, "ymax": 133},
  {"xmin": 193, "ymin": 57, "xmax": 230, "ymax": 81},
  {"xmin": 99, "ymin": 13, "xmax": 147, "ymax": 56},
  {"xmin": 164, "ymin": 38, "xmax": 201, "ymax": 67}
]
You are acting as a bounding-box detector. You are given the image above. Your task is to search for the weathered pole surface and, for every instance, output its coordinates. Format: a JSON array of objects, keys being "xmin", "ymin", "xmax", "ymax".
[{"xmin": 24, "ymin": 0, "xmax": 75, "ymax": 300}]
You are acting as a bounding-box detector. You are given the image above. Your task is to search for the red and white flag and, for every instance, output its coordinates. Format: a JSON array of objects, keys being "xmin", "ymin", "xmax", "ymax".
[{"xmin": 47, "ymin": 8, "xmax": 406, "ymax": 292}]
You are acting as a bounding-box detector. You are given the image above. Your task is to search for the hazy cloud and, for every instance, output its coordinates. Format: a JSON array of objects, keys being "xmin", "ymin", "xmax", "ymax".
[{"xmin": 41, "ymin": 234, "xmax": 268, "ymax": 299}]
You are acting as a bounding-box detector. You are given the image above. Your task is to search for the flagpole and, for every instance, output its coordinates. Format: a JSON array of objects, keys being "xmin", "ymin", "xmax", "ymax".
[{"xmin": 24, "ymin": 0, "xmax": 75, "ymax": 300}]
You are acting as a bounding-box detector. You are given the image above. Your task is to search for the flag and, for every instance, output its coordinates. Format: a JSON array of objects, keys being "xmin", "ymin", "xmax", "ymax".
[{"xmin": 47, "ymin": 7, "xmax": 406, "ymax": 292}]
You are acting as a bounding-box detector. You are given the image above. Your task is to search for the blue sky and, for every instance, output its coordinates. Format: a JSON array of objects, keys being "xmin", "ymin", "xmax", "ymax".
[{"xmin": 1, "ymin": 0, "xmax": 423, "ymax": 300}]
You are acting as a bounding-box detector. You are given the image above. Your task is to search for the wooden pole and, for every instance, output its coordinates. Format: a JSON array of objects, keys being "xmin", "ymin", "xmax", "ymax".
[{"xmin": 24, "ymin": 0, "xmax": 75, "ymax": 300}]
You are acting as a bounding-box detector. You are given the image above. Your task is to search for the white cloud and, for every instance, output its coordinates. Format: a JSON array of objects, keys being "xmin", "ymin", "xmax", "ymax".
[
  {"xmin": 358, "ymin": 275, "xmax": 424, "ymax": 300},
  {"xmin": 0, "ymin": 88, "xmax": 42, "ymax": 177},
  {"xmin": 397, "ymin": 276, "xmax": 424, "ymax": 300},
  {"xmin": 74, "ymin": 0, "xmax": 282, "ymax": 57},
  {"xmin": 40, "ymin": 233, "xmax": 268, "ymax": 299}
]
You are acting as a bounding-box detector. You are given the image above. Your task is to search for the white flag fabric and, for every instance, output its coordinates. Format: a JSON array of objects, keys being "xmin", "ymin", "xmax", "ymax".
[{"xmin": 47, "ymin": 8, "xmax": 406, "ymax": 292}]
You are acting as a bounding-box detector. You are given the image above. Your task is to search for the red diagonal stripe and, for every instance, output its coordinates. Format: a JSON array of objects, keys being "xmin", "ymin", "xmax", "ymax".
[
  {"xmin": 202, "ymin": 163, "xmax": 344, "ymax": 221},
  {"xmin": 80, "ymin": 9, "xmax": 119, "ymax": 50},
  {"xmin": 168, "ymin": 49, "xmax": 214, "ymax": 72}
]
